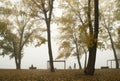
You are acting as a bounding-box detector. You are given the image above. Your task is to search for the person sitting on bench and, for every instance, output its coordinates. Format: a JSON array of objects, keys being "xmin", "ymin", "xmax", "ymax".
[{"xmin": 29, "ymin": 64, "xmax": 37, "ymax": 69}]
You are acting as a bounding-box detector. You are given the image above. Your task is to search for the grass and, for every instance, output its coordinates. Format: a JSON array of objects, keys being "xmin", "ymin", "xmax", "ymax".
[{"xmin": 0, "ymin": 69, "xmax": 120, "ymax": 81}]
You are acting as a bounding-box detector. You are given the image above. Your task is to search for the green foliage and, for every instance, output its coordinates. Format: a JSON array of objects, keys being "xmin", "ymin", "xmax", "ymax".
[{"xmin": 0, "ymin": 24, "xmax": 19, "ymax": 58}]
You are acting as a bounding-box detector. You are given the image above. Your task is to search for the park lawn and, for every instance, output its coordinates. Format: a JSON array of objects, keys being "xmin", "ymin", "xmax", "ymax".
[{"xmin": 0, "ymin": 69, "xmax": 120, "ymax": 81}]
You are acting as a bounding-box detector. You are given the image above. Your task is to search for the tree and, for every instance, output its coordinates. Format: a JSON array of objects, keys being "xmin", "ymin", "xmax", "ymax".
[
  {"xmin": 0, "ymin": 1, "xmax": 46, "ymax": 69},
  {"xmin": 98, "ymin": 0, "xmax": 119, "ymax": 69},
  {"xmin": 0, "ymin": 24, "xmax": 20, "ymax": 69},
  {"xmin": 56, "ymin": 21, "xmax": 82, "ymax": 69},
  {"xmin": 55, "ymin": 0, "xmax": 90, "ymax": 69},
  {"xmin": 23, "ymin": 0, "xmax": 55, "ymax": 72},
  {"xmin": 101, "ymin": 15, "xmax": 119, "ymax": 69},
  {"xmin": 84, "ymin": 0, "xmax": 99, "ymax": 75},
  {"xmin": 55, "ymin": 12, "xmax": 83, "ymax": 69}
]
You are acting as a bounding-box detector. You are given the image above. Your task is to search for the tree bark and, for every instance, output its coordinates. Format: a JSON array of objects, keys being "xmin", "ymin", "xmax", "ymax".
[
  {"xmin": 74, "ymin": 37, "xmax": 82, "ymax": 69},
  {"xmin": 47, "ymin": 24, "xmax": 55, "ymax": 72},
  {"xmin": 15, "ymin": 56, "xmax": 19, "ymax": 69},
  {"xmin": 84, "ymin": 0, "xmax": 99, "ymax": 75},
  {"xmin": 82, "ymin": 46, "xmax": 87, "ymax": 69},
  {"xmin": 43, "ymin": 0, "xmax": 55, "ymax": 72},
  {"xmin": 13, "ymin": 41, "xmax": 19, "ymax": 69}
]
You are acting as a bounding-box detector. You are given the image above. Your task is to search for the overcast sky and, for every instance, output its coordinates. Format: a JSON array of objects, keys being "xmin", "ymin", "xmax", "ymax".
[{"xmin": 0, "ymin": 43, "xmax": 116, "ymax": 69}]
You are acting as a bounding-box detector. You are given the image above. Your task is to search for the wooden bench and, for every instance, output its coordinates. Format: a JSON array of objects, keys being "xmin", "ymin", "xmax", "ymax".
[
  {"xmin": 101, "ymin": 66, "xmax": 109, "ymax": 69},
  {"xmin": 29, "ymin": 65, "xmax": 37, "ymax": 69}
]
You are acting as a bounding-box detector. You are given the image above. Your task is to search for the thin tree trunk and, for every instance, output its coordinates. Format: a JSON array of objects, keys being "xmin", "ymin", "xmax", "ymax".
[
  {"xmin": 72, "ymin": 26, "xmax": 82, "ymax": 69},
  {"xmin": 78, "ymin": 7, "xmax": 88, "ymax": 69},
  {"xmin": 84, "ymin": 51, "xmax": 87, "ymax": 69},
  {"xmin": 74, "ymin": 37, "xmax": 82, "ymax": 69},
  {"xmin": 82, "ymin": 46, "xmax": 87, "ymax": 69},
  {"xmin": 110, "ymin": 36, "xmax": 119, "ymax": 68}
]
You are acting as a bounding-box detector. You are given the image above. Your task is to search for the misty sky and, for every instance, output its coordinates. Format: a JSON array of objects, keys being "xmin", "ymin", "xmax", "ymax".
[
  {"xmin": 0, "ymin": 23, "xmax": 116, "ymax": 69},
  {"xmin": 0, "ymin": 42, "xmax": 116, "ymax": 69}
]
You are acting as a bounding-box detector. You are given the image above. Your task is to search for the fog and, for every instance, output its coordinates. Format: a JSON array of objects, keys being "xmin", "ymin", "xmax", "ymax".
[{"xmin": 0, "ymin": 43, "xmax": 116, "ymax": 69}]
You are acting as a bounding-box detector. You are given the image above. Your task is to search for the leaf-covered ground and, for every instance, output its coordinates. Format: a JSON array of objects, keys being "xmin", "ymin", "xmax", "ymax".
[{"xmin": 0, "ymin": 69, "xmax": 120, "ymax": 81}]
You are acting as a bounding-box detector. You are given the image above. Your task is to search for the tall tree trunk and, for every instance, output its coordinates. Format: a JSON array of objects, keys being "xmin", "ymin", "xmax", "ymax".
[
  {"xmin": 43, "ymin": 0, "xmax": 55, "ymax": 72},
  {"xmin": 47, "ymin": 23, "xmax": 55, "ymax": 72},
  {"xmin": 13, "ymin": 41, "xmax": 19, "ymax": 69},
  {"xmin": 15, "ymin": 56, "xmax": 19, "ymax": 69},
  {"xmin": 18, "ymin": 34, "xmax": 23, "ymax": 69},
  {"xmin": 14, "ymin": 55, "xmax": 18, "ymax": 69},
  {"xmin": 84, "ymin": 47, "xmax": 97, "ymax": 75},
  {"xmin": 18, "ymin": 53, "xmax": 21, "ymax": 69},
  {"xmin": 32, "ymin": 0, "xmax": 55, "ymax": 72},
  {"xmin": 84, "ymin": 0, "xmax": 99, "ymax": 75}
]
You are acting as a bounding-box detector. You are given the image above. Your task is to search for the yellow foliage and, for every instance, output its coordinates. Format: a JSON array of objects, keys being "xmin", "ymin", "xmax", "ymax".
[
  {"xmin": 83, "ymin": 34, "xmax": 96, "ymax": 47},
  {"xmin": 56, "ymin": 52, "xmax": 65, "ymax": 59},
  {"xmin": 60, "ymin": 14, "xmax": 76, "ymax": 25}
]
